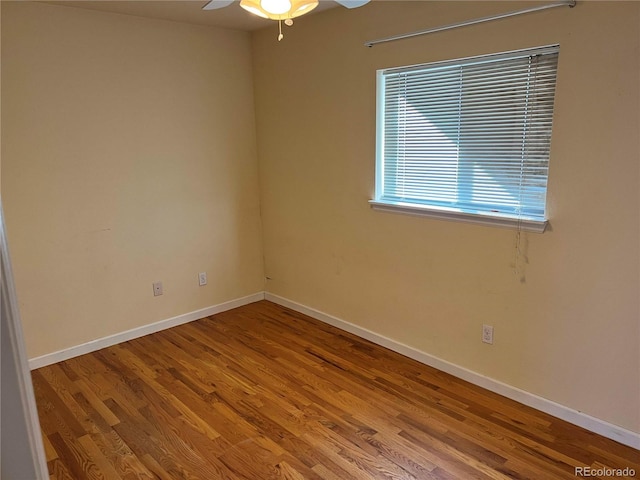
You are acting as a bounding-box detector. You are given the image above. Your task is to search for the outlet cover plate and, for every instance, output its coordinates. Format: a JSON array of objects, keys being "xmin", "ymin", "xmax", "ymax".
[{"xmin": 482, "ymin": 324, "xmax": 494, "ymax": 344}]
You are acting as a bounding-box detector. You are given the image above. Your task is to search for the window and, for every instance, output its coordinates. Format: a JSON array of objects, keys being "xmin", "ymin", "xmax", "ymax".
[{"xmin": 371, "ymin": 45, "xmax": 559, "ymax": 233}]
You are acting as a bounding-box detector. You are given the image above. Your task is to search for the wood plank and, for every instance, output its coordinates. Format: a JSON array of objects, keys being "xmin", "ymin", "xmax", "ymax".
[{"xmin": 34, "ymin": 301, "xmax": 640, "ymax": 480}]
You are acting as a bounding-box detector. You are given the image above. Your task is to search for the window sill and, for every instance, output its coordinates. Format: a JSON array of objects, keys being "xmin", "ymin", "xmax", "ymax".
[{"xmin": 369, "ymin": 200, "xmax": 548, "ymax": 233}]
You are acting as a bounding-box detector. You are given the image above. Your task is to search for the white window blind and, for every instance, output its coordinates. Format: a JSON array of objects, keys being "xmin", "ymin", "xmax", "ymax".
[{"xmin": 372, "ymin": 46, "xmax": 559, "ymax": 232}]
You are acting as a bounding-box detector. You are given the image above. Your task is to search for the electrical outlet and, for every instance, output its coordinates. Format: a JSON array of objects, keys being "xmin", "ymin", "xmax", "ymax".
[
  {"xmin": 152, "ymin": 281, "xmax": 163, "ymax": 296},
  {"xmin": 198, "ymin": 272, "xmax": 207, "ymax": 286},
  {"xmin": 482, "ymin": 324, "xmax": 494, "ymax": 344}
]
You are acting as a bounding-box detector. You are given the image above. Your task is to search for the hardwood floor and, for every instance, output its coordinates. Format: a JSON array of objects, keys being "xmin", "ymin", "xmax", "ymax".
[{"xmin": 33, "ymin": 300, "xmax": 639, "ymax": 479}]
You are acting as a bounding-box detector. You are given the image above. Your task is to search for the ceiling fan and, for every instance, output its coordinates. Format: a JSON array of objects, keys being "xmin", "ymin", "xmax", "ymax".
[{"xmin": 202, "ymin": 0, "xmax": 370, "ymax": 40}]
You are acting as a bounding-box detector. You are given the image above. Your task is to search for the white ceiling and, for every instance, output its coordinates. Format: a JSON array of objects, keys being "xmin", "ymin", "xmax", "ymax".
[{"xmin": 45, "ymin": 0, "xmax": 339, "ymax": 31}]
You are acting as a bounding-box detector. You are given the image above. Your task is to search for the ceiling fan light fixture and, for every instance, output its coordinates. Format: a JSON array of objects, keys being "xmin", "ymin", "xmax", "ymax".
[
  {"xmin": 261, "ymin": 0, "xmax": 291, "ymax": 15},
  {"xmin": 240, "ymin": 3, "xmax": 269, "ymax": 17},
  {"xmin": 289, "ymin": 0, "xmax": 318, "ymax": 18},
  {"xmin": 293, "ymin": 1, "xmax": 317, "ymax": 16},
  {"xmin": 240, "ymin": 0, "xmax": 318, "ymax": 20}
]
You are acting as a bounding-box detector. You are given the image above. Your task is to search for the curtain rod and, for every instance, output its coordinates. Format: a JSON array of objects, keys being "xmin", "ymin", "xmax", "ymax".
[{"xmin": 364, "ymin": 0, "xmax": 576, "ymax": 48}]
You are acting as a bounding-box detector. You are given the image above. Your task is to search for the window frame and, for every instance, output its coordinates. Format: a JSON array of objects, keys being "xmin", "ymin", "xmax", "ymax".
[{"xmin": 371, "ymin": 46, "xmax": 559, "ymax": 234}]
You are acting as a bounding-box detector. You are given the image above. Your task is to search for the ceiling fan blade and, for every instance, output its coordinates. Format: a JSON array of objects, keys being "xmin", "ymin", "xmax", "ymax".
[
  {"xmin": 202, "ymin": 0, "xmax": 235, "ymax": 10},
  {"xmin": 334, "ymin": 0, "xmax": 370, "ymax": 9}
]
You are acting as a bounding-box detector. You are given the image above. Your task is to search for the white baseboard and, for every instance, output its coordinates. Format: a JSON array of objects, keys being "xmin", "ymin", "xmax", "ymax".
[
  {"xmin": 28, "ymin": 292, "xmax": 265, "ymax": 370},
  {"xmin": 265, "ymin": 292, "xmax": 640, "ymax": 450}
]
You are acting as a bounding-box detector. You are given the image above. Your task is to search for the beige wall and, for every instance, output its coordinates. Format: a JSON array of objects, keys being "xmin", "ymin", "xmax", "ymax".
[
  {"xmin": 252, "ymin": 2, "xmax": 640, "ymax": 433},
  {"xmin": 1, "ymin": 2, "xmax": 264, "ymax": 359}
]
